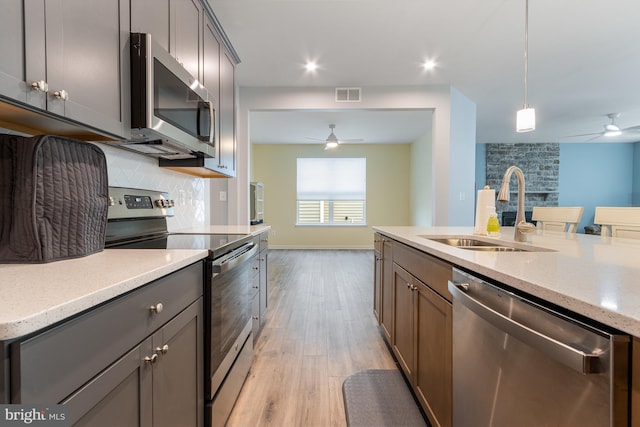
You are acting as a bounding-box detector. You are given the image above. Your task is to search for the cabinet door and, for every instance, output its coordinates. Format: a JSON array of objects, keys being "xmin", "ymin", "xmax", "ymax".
[
  {"xmin": 131, "ymin": 0, "xmax": 170, "ymax": 51},
  {"xmin": 62, "ymin": 338, "xmax": 153, "ymax": 427},
  {"xmin": 172, "ymin": 0, "xmax": 202, "ymax": 80},
  {"xmin": 392, "ymin": 264, "xmax": 415, "ymax": 378},
  {"xmin": 380, "ymin": 239, "xmax": 394, "ymax": 341},
  {"xmin": 415, "ymin": 279, "xmax": 452, "ymax": 427},
  {"xmin": 373, "ymin": 243, "xmax": 382, "ymax": 322},
  {"xmin": 40, "ymin": 0, "xmax": 128, "ymax": 137},
  {"xmin": 152, "ymin": 299, "xmax": 203, "ymax": 427},
  {"xmin": 259, "ymin": 249, "xmax": 268, "ymax": 329},
  {"xmin": 0, "ymin": 0, "xmax": 27, "ymax": 102},
  {"xmin": 202, "ymin": 16, "xmax": 221, "ymax": 162},
  {"xmin": 218, "ymin": 48, "xmax": 236, "ymax": 175}
]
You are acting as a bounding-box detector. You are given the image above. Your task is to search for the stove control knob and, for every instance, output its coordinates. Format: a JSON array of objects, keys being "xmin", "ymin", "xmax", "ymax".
[
  {"xmin": 154, "ymin": 199, "xmax": 168, "ymax": 208},
  {"xmin": 108, "ymin": 196, "xmax": 115, "ymax": 207},
  {"xmin": 167, "ymin": 199, "xmax": 175, "ymax": 207}
]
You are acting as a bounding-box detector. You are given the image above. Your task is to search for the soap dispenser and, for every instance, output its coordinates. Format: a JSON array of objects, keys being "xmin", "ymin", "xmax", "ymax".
[{"xmin": 486, "ymin": 206, "xmax": 500, "ymax": 237}]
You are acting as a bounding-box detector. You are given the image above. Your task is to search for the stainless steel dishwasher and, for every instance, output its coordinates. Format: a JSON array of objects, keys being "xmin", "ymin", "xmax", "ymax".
[{"xmin": 448, "ymin": 268, "xmax": 630, "ymax": 427}]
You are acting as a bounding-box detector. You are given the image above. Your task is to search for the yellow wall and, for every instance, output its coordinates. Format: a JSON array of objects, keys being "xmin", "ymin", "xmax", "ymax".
[{"xmin": 251, "ymin": 144, "xmax": 411, "ymax": 248}]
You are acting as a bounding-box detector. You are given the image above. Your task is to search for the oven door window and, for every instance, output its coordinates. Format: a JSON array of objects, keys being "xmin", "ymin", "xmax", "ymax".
[{"xmin": 209, "ymin": 259, "xmax": 256, "ymax": 375}]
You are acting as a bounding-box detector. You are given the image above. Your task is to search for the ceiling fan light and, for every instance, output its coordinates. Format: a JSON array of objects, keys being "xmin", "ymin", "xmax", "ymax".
[
  {"xmin": 604, "ymin": 130, "xmax": 622, "ymax": 137},
  {"xmin": 605, "ymin": 124, "xmax": 621, "ymax": 132},
  {"xmin": 325, "ymin": 141, "xmax": 338, "ymax": 150},
  {"xmin": 516, "ymin": 107, "xmax": 536, "ymax": 132}
]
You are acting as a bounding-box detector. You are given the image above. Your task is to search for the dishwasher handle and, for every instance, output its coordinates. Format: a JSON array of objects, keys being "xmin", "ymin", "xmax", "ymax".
[{"xmin": 448, "ymin": 281, "xmax": 603, "ymax": 375}]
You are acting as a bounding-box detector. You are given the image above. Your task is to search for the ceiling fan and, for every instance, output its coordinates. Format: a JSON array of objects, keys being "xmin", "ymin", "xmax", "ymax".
[
  {"xmin": 567, "ymin": 113, "xmax": 640, "ymax": 140},
  {"xmin": 306, "ymin": 124, "xmax": 364, "ymax": 150}
]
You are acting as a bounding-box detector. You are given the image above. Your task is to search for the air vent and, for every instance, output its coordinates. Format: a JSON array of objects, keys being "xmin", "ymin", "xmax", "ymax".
[{"xmin": 335, "ymin": 87, "xmax": 361, "ymax": 102}]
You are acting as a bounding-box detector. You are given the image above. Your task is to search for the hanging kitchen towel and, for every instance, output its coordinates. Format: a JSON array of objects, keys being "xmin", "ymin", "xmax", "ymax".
[{"xmin": 0, "ymin": 134, "xmax": 109, "ymax": 263}]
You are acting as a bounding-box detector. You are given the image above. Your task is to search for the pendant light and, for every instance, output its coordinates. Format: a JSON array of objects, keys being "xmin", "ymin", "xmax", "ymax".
[{"xmin": 516, "ymin": 0, "xmax": 535, "ymax": 133}]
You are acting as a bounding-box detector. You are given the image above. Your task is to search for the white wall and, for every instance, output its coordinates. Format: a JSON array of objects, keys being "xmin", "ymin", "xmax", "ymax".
[
  {"xmin": 411, "ymin": 130, "xmax": 433, "ymax": 226},
  {"xmin": 235, "ymin": 85, "xmax": 476, "ymax": 227},
  {"xmin": 99, "ymin": 144, "xmax": 210, "ymax": 231},
  {"xmin": 447, "ymin": 86, "xmax": 477, "ymax": 225}
]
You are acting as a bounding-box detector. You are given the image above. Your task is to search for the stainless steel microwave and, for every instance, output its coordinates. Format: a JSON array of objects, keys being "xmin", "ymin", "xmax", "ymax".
[{"xmin": 125, "ymin": 32, "xmax": 215, "ymax": 159}]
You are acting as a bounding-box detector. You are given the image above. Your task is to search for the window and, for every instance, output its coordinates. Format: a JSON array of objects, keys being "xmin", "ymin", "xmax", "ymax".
[{"xmin": 296, "ymin": 158, "xmax": 366, "ymax": 225}]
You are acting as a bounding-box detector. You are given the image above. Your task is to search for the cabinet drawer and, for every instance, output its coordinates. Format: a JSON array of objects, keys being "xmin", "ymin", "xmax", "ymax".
[
  {"xmin": 393, "ymin": 242, "xmax": 452, "ymax": 302},
  {"xmin": 11, "ymin": 261, "xmax": 203, "ymax": 403},
  {"xmin": 374, "ymin": 233, "xmax": 383, "ymax": 253}
]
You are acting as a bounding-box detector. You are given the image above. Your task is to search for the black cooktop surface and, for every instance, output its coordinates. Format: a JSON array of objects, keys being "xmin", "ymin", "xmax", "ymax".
[{"xmin": 107, "ymin": 233, "xmax": 252, "ymax": 257}]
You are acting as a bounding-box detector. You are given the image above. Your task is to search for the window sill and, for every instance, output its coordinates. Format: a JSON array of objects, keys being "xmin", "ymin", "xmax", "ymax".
[{"xmin": 295, "ymin": 223, "xmax": 369, "ymax": 228}]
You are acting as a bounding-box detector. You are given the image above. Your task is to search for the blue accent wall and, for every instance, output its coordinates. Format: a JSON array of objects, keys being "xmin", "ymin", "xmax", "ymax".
[
  {"xmin": 476, "ymin": 143, "xmax": 637, "ymax": 233},
  {"xmin": 559, "ymin": 143, "xmax": 634, "ymax": 232}
]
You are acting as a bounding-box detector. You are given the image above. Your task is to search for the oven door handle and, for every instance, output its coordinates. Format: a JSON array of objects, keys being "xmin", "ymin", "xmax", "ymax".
[{"xmin": 213, "ymin": 244, "xmax": 258, "ymax": 273}]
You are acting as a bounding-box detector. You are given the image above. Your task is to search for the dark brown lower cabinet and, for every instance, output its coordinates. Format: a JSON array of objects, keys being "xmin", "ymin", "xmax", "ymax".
[
  {"xmin": 388, "ymin": 240, "xmax": 453, "ymax": 427},
  {"xmin": 380, "ymin": 238, "xmax": 394, "ymax": 342}
]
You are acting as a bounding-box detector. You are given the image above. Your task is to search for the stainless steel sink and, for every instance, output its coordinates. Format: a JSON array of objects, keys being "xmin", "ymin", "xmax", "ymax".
[{"xmin": 421, "ymin": 236, "xmax": 554, "ymax": 252}]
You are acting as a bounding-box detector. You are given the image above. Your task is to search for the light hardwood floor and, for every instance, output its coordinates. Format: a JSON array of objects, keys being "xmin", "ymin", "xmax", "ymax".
[{"xmin": 226, "ymin": 250, "xmax": 398, "ymax": 427}]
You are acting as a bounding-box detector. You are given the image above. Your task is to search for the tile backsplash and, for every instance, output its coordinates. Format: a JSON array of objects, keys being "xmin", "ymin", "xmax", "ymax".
[{"xmin": 99, "ymin": 144, "xmax": 209, "ymax": 231}]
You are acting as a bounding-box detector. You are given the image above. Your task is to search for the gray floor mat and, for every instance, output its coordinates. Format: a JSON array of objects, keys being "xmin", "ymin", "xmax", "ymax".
[{"xmin": 342, "ymin": 369, "xmax": 428, "ymax": 427}]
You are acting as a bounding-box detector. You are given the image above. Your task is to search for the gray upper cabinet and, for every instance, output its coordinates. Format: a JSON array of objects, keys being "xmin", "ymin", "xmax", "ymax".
[
  {"xmin": 201, "ymin": 13, "xmax": 237, "ymax": 177},
  {"xmin": 22, "ymin": 0, "xmax": 129, "ymax": 137},
  {"xmin": 0, "ymin": 0, "xmax": 27, "ymax": 102},
  {"xmin": 219, "ymin": 48, "xmax": 236, "ymax": 175},
  {"xmin": 0, "ymin": 0, "xmax": 129, "ymax": 138},
  {"xmin": 173, "ymin": 0, "xmax": 203, "ymax": 81},
  {"xmin": 202, "ymin": 17, "xmax": 222, "ymax": 167},
  {"xmin": 132, "ymin": 0, "xmax": 203, "ymax": 81}
]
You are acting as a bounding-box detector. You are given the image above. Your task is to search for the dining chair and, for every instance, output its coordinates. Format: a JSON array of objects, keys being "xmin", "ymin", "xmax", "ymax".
[
  {"xmin": 594, "ymin": 207, "xmax": 640, "ymax": 239},
  {"xmin": 531, "ymin": 206, "xmax": 584, "ymax": 233}
]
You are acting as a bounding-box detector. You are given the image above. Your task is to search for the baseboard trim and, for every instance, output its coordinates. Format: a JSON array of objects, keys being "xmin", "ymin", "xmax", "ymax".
[{"xmin": 268, "ymin": 245, "xmax": 373, "ymax": 250}]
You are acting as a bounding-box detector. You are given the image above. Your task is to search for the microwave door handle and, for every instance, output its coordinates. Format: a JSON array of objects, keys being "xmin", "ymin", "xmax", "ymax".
[{"xmin": 207, "ymin": 100, "xmax": 215, "ymax": 146}]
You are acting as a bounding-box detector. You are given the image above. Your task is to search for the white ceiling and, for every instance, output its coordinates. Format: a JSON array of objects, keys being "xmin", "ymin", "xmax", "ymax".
[{"xmin": 209, "ymin": 0, "xmax": 640, "ymax": 145}]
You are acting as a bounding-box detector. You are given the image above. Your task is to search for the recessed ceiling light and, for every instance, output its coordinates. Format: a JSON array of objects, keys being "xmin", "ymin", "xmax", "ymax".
[
  {"xmin": 305, "ymin": 61, "xmax": 318, "ymax": 72},
  {"xmin": 422, "ymin": 59, "xmax": 436, "ymax": 71}
]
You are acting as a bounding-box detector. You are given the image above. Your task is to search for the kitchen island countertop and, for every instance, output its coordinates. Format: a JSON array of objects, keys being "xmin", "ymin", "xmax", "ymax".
[
  {"xmin": 0, "ymin": 249, "xmax": 208, "ymax": 341},
  {"xmin": 374, "ymin": 226, "xmax": 640, "ymax": 337}
]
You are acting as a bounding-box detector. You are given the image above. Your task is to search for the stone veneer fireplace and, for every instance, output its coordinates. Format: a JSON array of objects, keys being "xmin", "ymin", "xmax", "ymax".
[{"xmin": 485, "ymin": 143, "xmax": 559, "ymax": 224}]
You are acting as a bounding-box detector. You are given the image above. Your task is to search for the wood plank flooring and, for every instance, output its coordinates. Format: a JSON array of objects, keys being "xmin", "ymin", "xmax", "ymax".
[{"xmin": 226, "ymin": 250, "xmax": 397, "ymax": 427}]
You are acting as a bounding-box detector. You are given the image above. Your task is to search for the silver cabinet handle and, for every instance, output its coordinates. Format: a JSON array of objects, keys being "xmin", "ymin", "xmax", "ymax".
[
  {"xmin": 52, "ymin": 89, "xmax": 69, "ymax": 100},
  {"xmin": 149, "ymin": 303, "xmax": 164, "ymax": 314},
  {"xmin": 156, "ymin": 344, "xmax": 169, "ymax": 355},
  {"xmin": 448, "ymin": 281, "xmax": 602, "ymax": 374},
  {"xmin": 144, "ymin": 354, "xmax": 158, "ymax": 365},
  {"xmin": 208, "ymin": 100, "xmax": 215, "ymax": 146},
  {"xmin": 31, "ymin": 80, "xmax": 48, "ymax": 92}
]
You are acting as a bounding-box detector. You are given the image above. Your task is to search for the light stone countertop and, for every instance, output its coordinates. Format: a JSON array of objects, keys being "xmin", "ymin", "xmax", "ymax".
[
  {"xmin": 0, "ymin": 249, "xmax": 208, "ymax": 341},
  {"xmin": 171, "ymin": 224, "xmax": 271, "ymax": 236},
  {"xmin": 373, "ymin": 226, "xmax": 640, "ymax": 337}
]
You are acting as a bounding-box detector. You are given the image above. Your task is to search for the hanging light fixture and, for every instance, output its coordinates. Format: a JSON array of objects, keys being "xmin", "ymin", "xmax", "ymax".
[{"xmin": 516, "ymin": 0, "xmax": 535, "ymax": 133}]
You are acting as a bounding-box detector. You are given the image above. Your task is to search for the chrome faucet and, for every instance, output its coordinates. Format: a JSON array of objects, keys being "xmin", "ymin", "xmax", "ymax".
[{"xmin": 497, "ymin": 166, "xmax": 535, "ymax": 242}]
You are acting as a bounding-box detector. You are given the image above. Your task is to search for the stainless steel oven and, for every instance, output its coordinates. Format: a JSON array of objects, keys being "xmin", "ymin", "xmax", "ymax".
[
  {"xmin": 207, "ymin": 240, "xmax": 258, "ymax": 427},
  {"xmin": 105, "ymin": 186, "xmax": 256, "ymax": 427}
]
